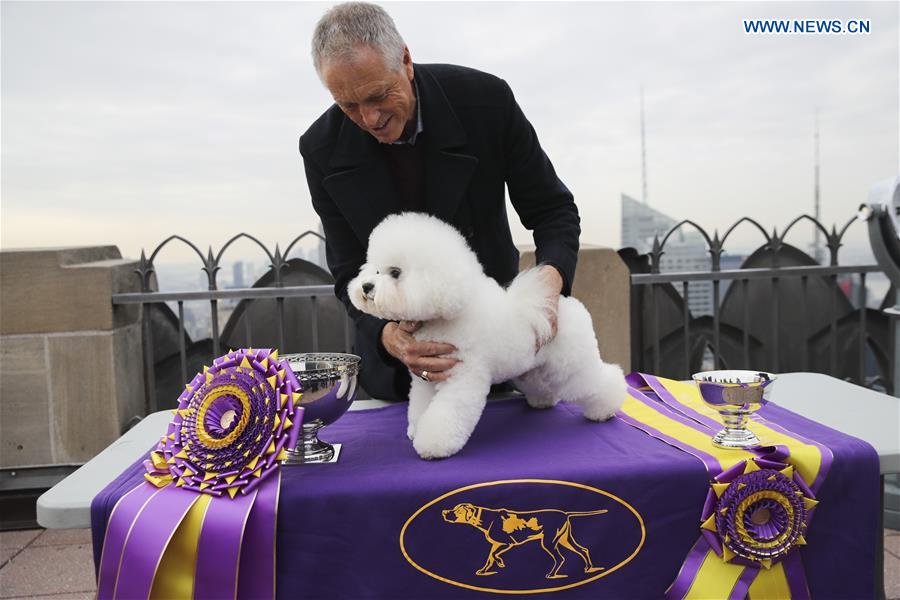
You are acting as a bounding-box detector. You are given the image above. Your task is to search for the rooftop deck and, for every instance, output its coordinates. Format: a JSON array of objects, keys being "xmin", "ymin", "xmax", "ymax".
[{"xmin": 1, "ymin": 528, "xmax": 898, "ymax": 598}]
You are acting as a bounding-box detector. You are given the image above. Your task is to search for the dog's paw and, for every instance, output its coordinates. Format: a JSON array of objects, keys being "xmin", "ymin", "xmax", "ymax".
[
  {"xmin": 582, "ymin": 402, "xmax": 620, "ymax": 422},
  {"xmin": 412, "ymin": 409, "xmax": 468, "ymax": 459},
  {"xmin": 582, "ymin": 364, "xmax": 626, "ymax": 422},
  {"xmin": 413, "ymin": 431, "xmax": 466, "ymax": 460},
  {"xmin": 406, "ymin": 422, "xmax": 417, "ymax": 441},
  {"xmin": 526, "ymin": 395, "xmax": 558, "ymax": 410}
]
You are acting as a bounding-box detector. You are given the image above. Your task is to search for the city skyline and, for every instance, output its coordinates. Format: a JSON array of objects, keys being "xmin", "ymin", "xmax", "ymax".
[
  {"xmin": 2, "ymin": 2, "xmax": 897, "ymax": 261},
  {"xmin": 154, "ymin": 195, "xmax": 892, "ymax": 344}
]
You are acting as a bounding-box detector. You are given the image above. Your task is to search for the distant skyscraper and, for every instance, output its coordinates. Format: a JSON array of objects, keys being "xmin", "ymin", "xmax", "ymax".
[
  {"xmin": 621, "ymin": 193, "xmax": 675, "ymax": 251},
  {"xmin": 621, "ymin": 194, "xmax": 715, "ymax": 316}
]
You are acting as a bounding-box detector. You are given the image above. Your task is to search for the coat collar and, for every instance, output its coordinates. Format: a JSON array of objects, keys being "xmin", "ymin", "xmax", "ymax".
[{"xmin": 322, "ymin": 64, "xmax": 478, "ymax": 243}]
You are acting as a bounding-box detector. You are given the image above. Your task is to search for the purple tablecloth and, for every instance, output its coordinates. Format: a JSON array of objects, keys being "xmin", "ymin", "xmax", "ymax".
[{"xmin": 92, "ymin": 397, "xmax": 879, "ymax": 598}]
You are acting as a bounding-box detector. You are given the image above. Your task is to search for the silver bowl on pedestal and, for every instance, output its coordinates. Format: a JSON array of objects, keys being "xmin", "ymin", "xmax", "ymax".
[
  {"xmin": 692, "ymin": 370, "xmax": 776, "ymax": 449},
  {"xmin": 282, "ymin": 353, "xmax": 360, "ymax": 464}
]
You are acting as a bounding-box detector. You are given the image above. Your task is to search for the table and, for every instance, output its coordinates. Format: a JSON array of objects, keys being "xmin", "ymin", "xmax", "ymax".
[
  {"xmin": 38, "ymin": 372, "xmax": 899, "ymax": 531},
  {"xmin": 761, "ymin": 373, "xmax": 899, "ymax": 474},
  {"xmin": 36, "ymin": 399, "xmax": 392, "ymax": 529},
  {"xmin": 87, "ymin": 372, "xmax": 888, "ymax": 598}
]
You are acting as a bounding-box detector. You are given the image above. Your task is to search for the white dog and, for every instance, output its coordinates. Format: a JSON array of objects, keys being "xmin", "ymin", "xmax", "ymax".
[{"xmin": 348, "ymin": 213, "xmax": 625, "ymax": 459}]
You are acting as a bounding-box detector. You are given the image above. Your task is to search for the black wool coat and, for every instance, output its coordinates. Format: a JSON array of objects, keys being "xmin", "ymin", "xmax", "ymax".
[{"xmin": 299, "ymin": 63, "xmax": 580, "ymax": 401}]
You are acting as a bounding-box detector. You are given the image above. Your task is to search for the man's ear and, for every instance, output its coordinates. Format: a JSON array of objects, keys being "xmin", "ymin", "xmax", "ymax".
[{"xmin": 402, "ymin": 46, "xmax": 413, "ymax": 81}]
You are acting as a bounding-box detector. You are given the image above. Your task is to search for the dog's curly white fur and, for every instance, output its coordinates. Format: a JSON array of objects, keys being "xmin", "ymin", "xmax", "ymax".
[{"xmin": 349, "ymin": 213, "xmax": 626, "ymax": 459}]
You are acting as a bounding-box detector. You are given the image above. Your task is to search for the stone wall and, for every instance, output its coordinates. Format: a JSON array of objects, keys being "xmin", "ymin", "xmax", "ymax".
[
  {"xmin": 0, "ymin": 247, "xmax": 144, "ymax": 467},
  {"xmin": 518, "ymin": 245, "xmax": 631, "ymax": 372}
]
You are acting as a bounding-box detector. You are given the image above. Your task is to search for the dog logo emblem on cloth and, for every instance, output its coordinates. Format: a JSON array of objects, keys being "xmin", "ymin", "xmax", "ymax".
[
  {"xmin": 441, "ymin": 502, "xmax": 608, "ymax": 578},
  {"xmin": 400, "ymin": 479, "xmax": 645, "ymax": 595}
]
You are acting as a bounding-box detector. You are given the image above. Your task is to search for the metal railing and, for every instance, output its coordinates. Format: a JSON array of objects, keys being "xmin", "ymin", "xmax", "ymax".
[
  {"xmin": 116, "ymin": 213, "xmax": 894, "ymax": 415},
  {"xmin": 112, "ymin": 231, "xmax": 354, "ymax": 414},
  {"xmin": 627, "ymin": 213, "xmax": 893, "ymax": 390}
]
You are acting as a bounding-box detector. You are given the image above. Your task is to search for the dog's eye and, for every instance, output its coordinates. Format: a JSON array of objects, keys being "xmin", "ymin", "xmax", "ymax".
[{"xmin": 389, "ymin": 267, "xmax": 402, "ymax": 279}]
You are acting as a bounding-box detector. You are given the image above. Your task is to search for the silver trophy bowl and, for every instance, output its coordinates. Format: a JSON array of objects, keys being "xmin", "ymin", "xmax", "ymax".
[
  {"xmin": 282, "ymin": 352, "xmax": 361, "ymax": 464},
  {"xmin": 692, "ymin": 370, "xmax": 776, "ymax": 449}
]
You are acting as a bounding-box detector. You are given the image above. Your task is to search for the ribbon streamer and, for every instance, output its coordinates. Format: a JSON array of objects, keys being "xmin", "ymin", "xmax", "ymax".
[
  {"xmin": 97, "ymin": 348, "xmax": 302, "ymax": 600},
  {"xmin": 619, "ymin": 373, "xmax": 832, "ymax": 600}
]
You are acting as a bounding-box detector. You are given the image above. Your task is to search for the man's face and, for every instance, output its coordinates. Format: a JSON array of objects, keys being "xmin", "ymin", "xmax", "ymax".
[{"xmin": 321, "ymin": 46, "xmax": 416, "ymax": 144}]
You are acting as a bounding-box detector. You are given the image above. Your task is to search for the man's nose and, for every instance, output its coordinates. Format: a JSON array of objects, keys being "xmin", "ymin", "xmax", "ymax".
[
  {"xmin": 362, "ymin": 282, "xmax": 374, "ymax": 295},
  {"xmin": 360, "ymin": 107, "xmax": 380, "ymax": 128}
]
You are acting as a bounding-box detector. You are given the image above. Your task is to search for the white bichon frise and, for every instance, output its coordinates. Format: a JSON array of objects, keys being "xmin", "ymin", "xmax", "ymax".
[{"xmin": 348, "ymin": 213, "xmax": 626, "ymax": 459}]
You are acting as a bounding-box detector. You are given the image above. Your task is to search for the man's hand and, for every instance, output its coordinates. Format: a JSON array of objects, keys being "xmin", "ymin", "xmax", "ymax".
[
  {"xmin": 381, "ymin": 321, "xmax": 459, "ymax": 382},
  {"xmin": 535, "ymin": 265, "xmax": 564, "ymax": 351}
]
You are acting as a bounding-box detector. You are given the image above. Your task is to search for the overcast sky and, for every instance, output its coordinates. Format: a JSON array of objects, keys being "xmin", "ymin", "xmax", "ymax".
[{"xmin": 2, "ymin": 1, "xmax": 897, "ymax": 264}]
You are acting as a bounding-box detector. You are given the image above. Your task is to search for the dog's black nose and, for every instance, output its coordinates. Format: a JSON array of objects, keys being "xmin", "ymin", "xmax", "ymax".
[{"xmin": 362, "ymin": 282, "xmax": 374, "ymax": 295}]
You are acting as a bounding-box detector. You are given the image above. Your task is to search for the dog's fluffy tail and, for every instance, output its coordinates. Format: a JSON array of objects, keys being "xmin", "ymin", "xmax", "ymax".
[{"xmin": 507, "ymin": 267, "xmax": 558, "ymax": 346}]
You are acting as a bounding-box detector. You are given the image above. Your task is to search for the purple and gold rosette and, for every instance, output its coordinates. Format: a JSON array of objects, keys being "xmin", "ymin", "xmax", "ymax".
[
  {"xmin": 143, "ymin": 348, "xmax": 302, "ymax": 497},
  {"xmin": 620, "ymin": 373, "xmax": 833, "ymax": 600},
  {"xmin": 97, "ymin": 348, "xmax": 302, "ymax": 600},
  {"xmin": 700, "ymin": 459, "xmax": 817, "ymax": 570}
]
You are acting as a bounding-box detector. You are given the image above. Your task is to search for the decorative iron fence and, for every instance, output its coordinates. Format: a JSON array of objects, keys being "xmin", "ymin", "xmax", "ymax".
[
  {"xmin": 111, "ymin": 231, "xmax": 355, "ymax": 414},
  {"xmin": 115, "ymin": 212, "xmax": 895, "ymax": 414},
  {"xmin": 624, "ymin": 213, "xmax": 893, "ymax": 390}
]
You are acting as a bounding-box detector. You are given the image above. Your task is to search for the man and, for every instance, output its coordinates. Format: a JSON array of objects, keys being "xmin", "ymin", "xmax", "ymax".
[{"xmin": 300, "ymin": 2, "xmax": 580, "ymax": 400}]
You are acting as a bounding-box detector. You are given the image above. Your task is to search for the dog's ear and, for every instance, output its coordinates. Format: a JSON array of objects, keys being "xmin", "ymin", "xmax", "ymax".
[
  {"xmin": 421, "ymin": 267, "xmax": 475, "ymax": 320},
  {"xmin": 464, "ymin": 503, "xmax": 477, "ymax": 521}
]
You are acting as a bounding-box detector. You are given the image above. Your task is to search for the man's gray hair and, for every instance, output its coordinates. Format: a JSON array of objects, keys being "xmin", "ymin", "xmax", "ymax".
[{"xmin": 312, "ymin": 2, "xmax": 406, "ymax": 75}]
